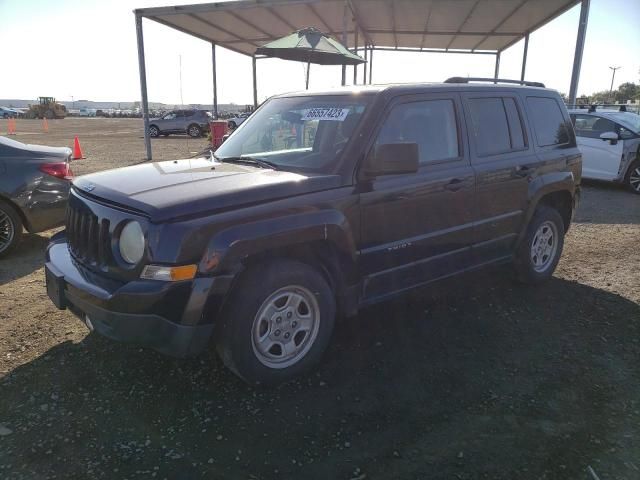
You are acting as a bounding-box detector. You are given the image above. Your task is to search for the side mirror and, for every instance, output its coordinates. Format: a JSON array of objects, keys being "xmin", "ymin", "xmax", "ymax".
[
  {"xmin": 363, "ymin": 143, "xmax": 419, "ymax": 177},
  {"xmin": 600, "ymin": 131, "xmax": 619, "ymax": 145}
]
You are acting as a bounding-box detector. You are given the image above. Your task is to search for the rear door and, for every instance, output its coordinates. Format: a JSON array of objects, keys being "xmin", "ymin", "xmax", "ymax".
[
  {"xmin": 571, "ymin": 113, "xmax": 623, "ymax": 180},
  {"xmin": 461, "ymin": 92, "xmax": 535, "ymax": 262},
  {"xmin": 358, "ymin": 92, "xmax": 476, "ymax": 301}
]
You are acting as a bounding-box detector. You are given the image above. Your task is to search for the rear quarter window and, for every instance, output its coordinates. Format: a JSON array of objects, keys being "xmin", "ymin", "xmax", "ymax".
[{"xmin": 526, "ymin": 96, "xmax": 570, "ymax": 147}]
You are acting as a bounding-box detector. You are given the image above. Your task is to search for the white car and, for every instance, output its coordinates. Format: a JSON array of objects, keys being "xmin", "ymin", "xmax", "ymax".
[
  {"xmin": 226, "ymin": 112, "xmax": 251, "ymax": 130},
  {"xmin": 569, "ymin": 108, "xmax": 640, "ymax": 194}
]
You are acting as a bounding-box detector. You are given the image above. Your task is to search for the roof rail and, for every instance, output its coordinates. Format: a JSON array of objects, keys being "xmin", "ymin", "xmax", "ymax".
[{"xmin": 444, "ymin": 77, "xmax": 546, "ymax": 88}]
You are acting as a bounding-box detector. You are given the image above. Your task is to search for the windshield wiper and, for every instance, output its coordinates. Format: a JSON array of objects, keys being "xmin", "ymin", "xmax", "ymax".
[{"xmin": 217, "ymin": 155, "xmax": 278, "ymax": 170}]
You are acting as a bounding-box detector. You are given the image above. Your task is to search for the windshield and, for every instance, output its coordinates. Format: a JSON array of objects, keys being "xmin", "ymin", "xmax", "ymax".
[
  {"xmin": 215, "ymin": 95, "xmax": 370, "ymax": 172},
  {"xmin": 606, "ymin": 112, "xmax": 640, "ymax": 134}
]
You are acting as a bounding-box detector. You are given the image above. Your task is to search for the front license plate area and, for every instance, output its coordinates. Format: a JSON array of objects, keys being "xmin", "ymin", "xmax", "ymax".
[{"xmin": 45, "ymin": 266, "xmax": 66, "ymax": 309}]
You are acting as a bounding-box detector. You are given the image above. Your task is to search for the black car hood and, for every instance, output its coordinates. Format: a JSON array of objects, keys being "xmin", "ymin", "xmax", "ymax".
[{"xmin": 73, "ymin": 158, "xmax": 341, "ymax": 222}]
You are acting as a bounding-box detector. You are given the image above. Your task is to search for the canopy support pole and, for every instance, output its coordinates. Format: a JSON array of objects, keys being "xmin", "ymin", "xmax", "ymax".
[
  {"xmin": 520, "ymin": 33, "xmax": 529, "ymax": 81},
  {"xmin": 494, "ymin": 51, "xmax": 501, "ymax": 80},
  {"xmin": 211, "ymin": 43, "xmax": 218, "ymax": 118},
  {"xmin": 369, "ymin": 47, "xmax": 373, "ymax": 84},
  {"xmin": 363, "ymin": 45, "xmax": 368, "ymax": 84},
  {"xmin": 341, "ymin": 1, "xmax": 347, "ymax": 86},
  {"xmin": 569, "ymin": 0, "xmax": 590, "ymax": 105},
  {"xmin": 252, "ymin": 55, "xmax": 258, "ymax": 108},
  {"xmin": 353, "ymin": 28, "xmax": 359, "ymax": 85},
  {"xmin": 135, "ymin": 14, "xmax": 152, "ymax": 161}
]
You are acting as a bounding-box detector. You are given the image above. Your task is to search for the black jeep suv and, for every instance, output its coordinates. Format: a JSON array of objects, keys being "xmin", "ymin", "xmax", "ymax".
[{"xmin": 45, "ymin": 78, "xmax": 581, "ymax": 385}]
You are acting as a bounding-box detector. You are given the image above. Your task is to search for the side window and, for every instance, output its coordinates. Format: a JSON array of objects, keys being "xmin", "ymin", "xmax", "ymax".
[
  {"xmin": 571, "ymin": 114, "xmax": 616, "ymax": 139},
  {"xmin": 526, "ymin": 97, "xmax": 569, "ymax": 146},
  {"xmin": 467, "ymin": 98, "xmax": 511, "ymax": 156},
  {"xmin": 375, "ymin": 99, "xmax": 459, "ymax": 165},
  {"xmin": 163, "ymin": 112, "xmax": 177, "ymax": 120}
]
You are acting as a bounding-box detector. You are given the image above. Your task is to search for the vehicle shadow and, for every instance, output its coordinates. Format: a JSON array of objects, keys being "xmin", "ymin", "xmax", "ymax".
[
  {"xmin": 0, "ymin": 233, "xmax": 50, "ymax": 286},
  {"xmin": 576, "ymin": 183, "xmax": 640, "ymax": 225},
  {"xmin": 1, "ymin": 270, "xmax": 638, "ymax": 480}
]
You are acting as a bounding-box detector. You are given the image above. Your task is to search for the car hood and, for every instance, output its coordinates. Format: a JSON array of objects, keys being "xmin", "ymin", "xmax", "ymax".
[{"xmin": 73, "ymin": 158, "xmax": 341, "ymax": 222}]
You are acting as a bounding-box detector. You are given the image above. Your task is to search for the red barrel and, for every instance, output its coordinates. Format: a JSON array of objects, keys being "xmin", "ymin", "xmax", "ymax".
[{"xmin": 209, "ymin": 120, "xmax": 228, "ymax": 150}]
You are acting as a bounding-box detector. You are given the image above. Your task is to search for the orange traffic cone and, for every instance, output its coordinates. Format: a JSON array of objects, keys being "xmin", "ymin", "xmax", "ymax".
[
  {"xmin": 7, "ymin": 118, "xmax": 16, "ymax": 135},
  {"xmin": 72, "ymin": 136, "xmax": 85, "ymax": 159},
  {"xmin": 43, "ymin": 117, "xmax": 49, "ymax": 133}
]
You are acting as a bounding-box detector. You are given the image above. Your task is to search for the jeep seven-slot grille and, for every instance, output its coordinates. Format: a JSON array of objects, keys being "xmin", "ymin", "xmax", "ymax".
[{"xmin": 66, "ymin": 204, "xmax": 111, "ymax": 268}]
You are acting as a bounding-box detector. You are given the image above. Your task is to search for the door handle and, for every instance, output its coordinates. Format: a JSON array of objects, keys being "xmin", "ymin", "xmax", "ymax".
[
  {"xmin": 444, "ymin": 178, "xmax": 466, "ymax": 192},
  {"xmin": 515, "ymin": 165, "xmax": 531, "ymax": 178}
]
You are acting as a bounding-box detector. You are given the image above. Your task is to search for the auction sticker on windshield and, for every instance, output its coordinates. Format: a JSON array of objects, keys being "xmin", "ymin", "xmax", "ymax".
[{"xmin": 301, "ymin": 108, "xmax": 350, "ymax": 122}]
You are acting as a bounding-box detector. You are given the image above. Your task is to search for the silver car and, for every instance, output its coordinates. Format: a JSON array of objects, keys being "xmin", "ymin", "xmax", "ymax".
[{"xmin": 148, "ymin": 109, "xmax": 212, "ymax": 138}]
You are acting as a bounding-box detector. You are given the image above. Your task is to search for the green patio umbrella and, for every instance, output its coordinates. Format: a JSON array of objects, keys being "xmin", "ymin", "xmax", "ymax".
[{"xmin": 255, "ymin": 27, "xmax": 366, "ymax": 89}]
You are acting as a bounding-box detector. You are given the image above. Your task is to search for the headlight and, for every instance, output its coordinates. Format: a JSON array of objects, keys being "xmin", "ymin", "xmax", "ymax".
[{"xmin": 119, "ymin": 221, "xmax": 145, "ymax": 264}]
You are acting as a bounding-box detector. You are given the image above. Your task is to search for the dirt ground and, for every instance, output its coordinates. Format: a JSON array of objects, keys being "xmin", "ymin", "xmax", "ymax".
[{"xmin": 0, "ymin": 118, "xmax": 639, "ymax": 480}]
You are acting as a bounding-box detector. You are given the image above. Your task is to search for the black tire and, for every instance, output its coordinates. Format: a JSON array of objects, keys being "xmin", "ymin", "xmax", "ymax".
[
  {"xmin": 187, "ymin": 124, "xmax": 202, "ymax": 138},
  {"xmin": 514, "ymin": 204, "xmax": 565, "ymax": 284},
  {"xmin": 148, "ymin": 125, "xmax": 160, "ymax": 137},
  {"xmin": 0, "ymin": 200, "xmax": 23, "ymax": 258},
  {"xmin": 44, "ymin": 110, "xmax": 54, "ymax": 119},
  {"xmin": 624, "ymin": 159, "xmax": 640, "ymax": 194},
  {"xmin": 215, "ymin": 259, "xmax": 336, "ymax": 386},
  {"xmin": 228, "ymin": 121, "xmax": 237, "ymax": 130}
]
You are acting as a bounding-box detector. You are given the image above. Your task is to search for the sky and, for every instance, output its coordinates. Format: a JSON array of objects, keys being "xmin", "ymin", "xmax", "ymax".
[{"xmin": 0, "ymin": 0, "xmax": 638, "ymax": 106}]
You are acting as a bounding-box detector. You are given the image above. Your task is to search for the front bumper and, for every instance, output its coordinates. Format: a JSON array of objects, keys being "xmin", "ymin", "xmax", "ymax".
[{"xmin": 45, "ymin": 235, "xmax": 234, "ymax": 357}]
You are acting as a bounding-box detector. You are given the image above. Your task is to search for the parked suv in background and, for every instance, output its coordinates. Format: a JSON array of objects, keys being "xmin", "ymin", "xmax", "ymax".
[
  {"xmin": 148, "ymin": 109, "xmax": 211, "ymax": 138},
  {"xmin": 569, "ymin": 107, "xmax": 640, "ymax": 193},
  {"xmin": 45, "ymin": 78, "xmax": 581, "ymax": 385}
]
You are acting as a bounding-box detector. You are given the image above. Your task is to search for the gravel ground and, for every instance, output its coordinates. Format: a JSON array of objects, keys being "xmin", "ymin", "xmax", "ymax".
[{"xmin": 0, "ymin": 118, "xmax": 639, "ymax": 480}]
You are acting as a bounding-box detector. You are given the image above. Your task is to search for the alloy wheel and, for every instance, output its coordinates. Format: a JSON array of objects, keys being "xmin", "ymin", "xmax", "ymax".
[
  {"xmin": 530, "ymin": 220, "xmax": 558, "ymax": 273},
  {"xmin": 629, "ymin": 166, "xmax": 640, "ymax": 193},
  {"xmin": 251, "ymin": 285, "xmax": 320, "ymax": 369},
  {"xmin": 0, "ymin": 209, "xmax": 15, "ymax": 254}
]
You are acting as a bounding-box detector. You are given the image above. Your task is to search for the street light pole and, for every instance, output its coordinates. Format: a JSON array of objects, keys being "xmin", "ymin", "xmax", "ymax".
[{"xmin": 609, "ymin": 66, "xmax": 621, "ymax": 93}]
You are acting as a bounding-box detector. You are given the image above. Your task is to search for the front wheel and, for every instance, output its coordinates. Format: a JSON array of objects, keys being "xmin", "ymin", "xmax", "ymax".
[
  {"xmin": 624, "ymin": 160, "xmax": 640, "ymax": 194},
  {"xmin": 216, "ymin": 259, "xmax": 336, "ymax": 386},
  {"xmin": 514, "ymin": 205, "xmax": 565, "ymax": 284},
  {"xmin": 148, "ymin": 125, "xmax": 160, "ymax": 137}
]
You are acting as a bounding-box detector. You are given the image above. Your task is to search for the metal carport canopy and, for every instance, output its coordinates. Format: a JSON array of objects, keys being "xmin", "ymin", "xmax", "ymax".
[
  {"xmin": 136, "ymin": 0, "xmax": 580, "ymax": 54},
  {"xmin": 134, "ymin": 0, "xmax": 589, "ymax": 160}
]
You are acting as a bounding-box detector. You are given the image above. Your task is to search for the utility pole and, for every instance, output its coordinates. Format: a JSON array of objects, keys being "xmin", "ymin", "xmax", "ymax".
[
  {"xmin": 179, "ymin": 54, "xmax": 184, "ymax": 106},
  {"xmin": 609, "ymin": 66, "xmax": 621, "ymax": 93}
]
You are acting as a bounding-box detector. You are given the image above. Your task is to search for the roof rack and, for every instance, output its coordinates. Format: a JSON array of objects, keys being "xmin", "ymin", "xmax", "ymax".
[
  {"xmin": 444, "ymin": 77, "xmax": 546, "ymax": 88},
  {"xmin": 567, "ymin": 104, "xmax": 631, "ymax": 113}
]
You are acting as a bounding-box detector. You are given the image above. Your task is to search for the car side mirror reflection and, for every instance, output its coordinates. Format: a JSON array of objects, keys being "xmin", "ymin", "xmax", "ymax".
[
  {"xmin": 363, "ymin": 143, "xmax": 419, "ymax": 177},
  {"xmin": 599, "ymin": 131, "xmax": 619, "ymax": 145}
]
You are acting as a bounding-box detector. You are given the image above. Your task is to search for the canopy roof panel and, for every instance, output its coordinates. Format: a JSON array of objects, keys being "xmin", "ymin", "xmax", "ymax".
[{"xmin": 136, "ymin": 0, "xmax": 579, "ymax": 55}]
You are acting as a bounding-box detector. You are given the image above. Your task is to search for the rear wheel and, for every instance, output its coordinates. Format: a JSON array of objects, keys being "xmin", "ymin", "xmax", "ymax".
[
  {"xmin": 514, "ymin": 205, "xmax": 565, "ymax": 284},
  {"xmin": 0, "ymin": 200, "xmax": 22, "ymax": 258},
  {"xmin": 624, "ymin": 160, "xmax": 640, "ymax": 194},
  {"xmin": 187, "ymin": 124, "xmax": 202, "ymax": 138},
  {"xmin": 216, "ymin": 259, "xmax": 336, "ymax": 386},
  {"xmin": 228, "ymin": 121, "xmax": 237, "ymax": 130}
]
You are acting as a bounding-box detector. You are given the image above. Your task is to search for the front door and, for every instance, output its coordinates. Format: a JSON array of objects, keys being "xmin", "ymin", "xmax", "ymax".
[
  {"xmin": 358, "ymin": 93, "xmax": 475, "ymax": 302},
  {"xmin": 572, "ymin": 114, "xmax": 623, "ymax": 180}
]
